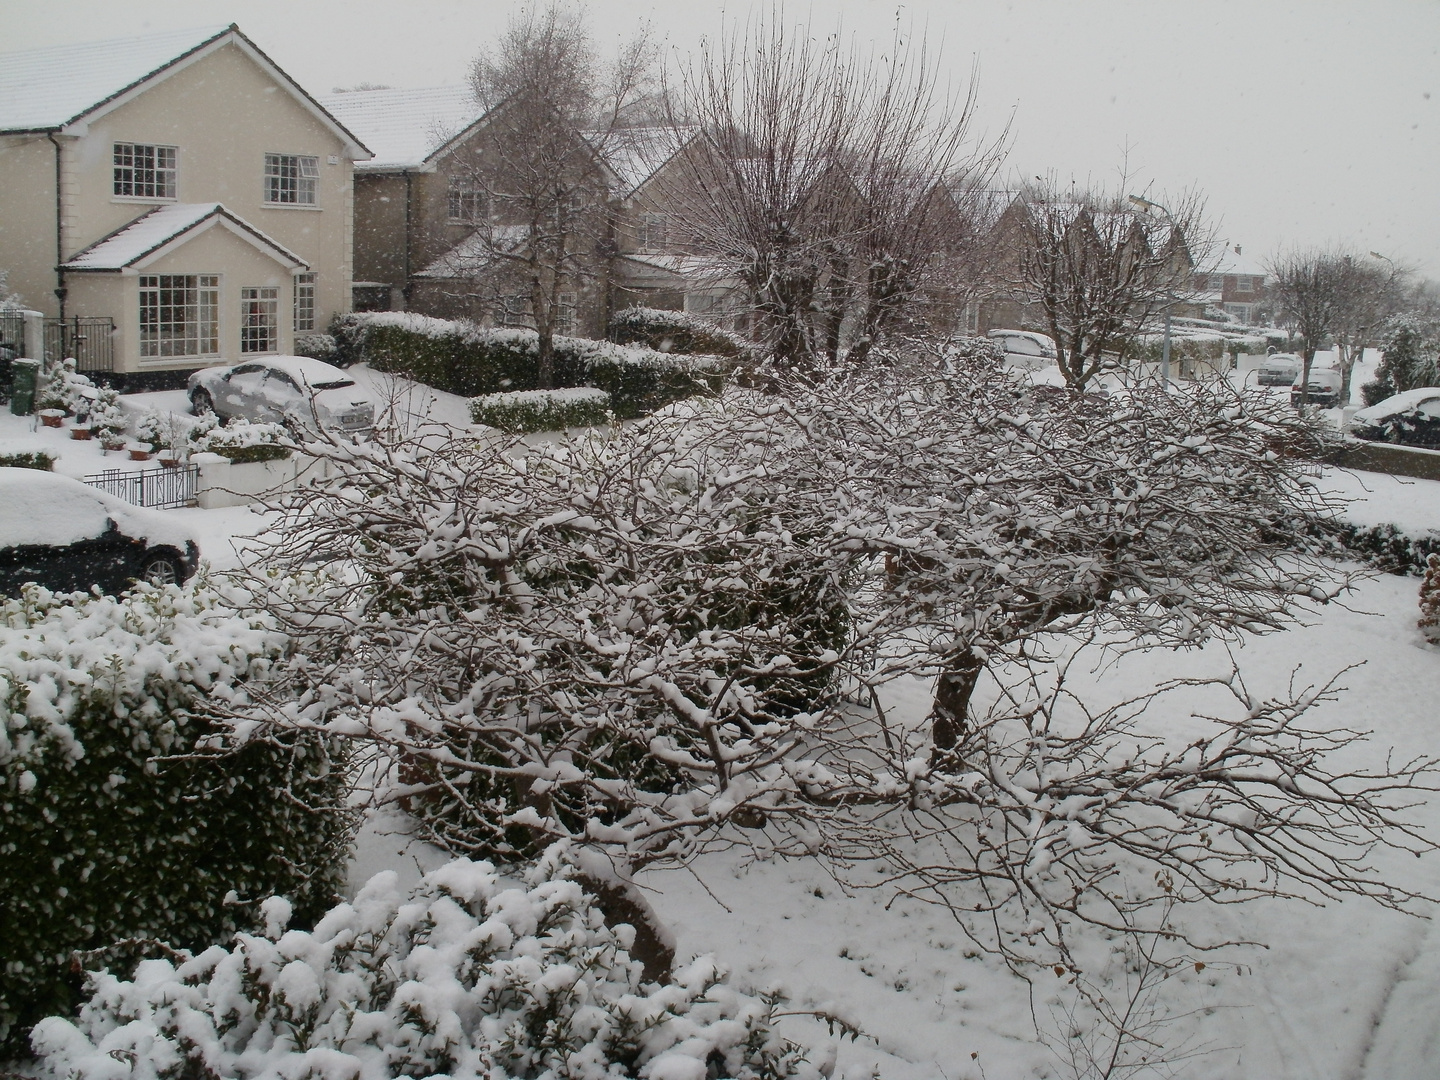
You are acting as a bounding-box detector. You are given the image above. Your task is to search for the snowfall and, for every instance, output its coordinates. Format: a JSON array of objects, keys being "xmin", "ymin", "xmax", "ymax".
[{"xmin": 3, "ymin": 355, "xmax": 1439, "ymax": 1080}]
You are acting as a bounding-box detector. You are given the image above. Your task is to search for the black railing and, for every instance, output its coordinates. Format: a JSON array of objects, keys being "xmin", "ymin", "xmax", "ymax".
[
  {"xmin": 84, "ymin": 464, "xmax": 199, "ymax": 510},
  {"xmin": 44, "ymin": 316, "xmax": 115, "ymax": 374}
]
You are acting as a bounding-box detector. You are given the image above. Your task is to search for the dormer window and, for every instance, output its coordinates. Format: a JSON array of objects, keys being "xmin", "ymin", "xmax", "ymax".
[
  {"xmin": 264, "ymin": 153, "xmax": 319, "ymax": 205},
  {"xmin": 114, "ymin": 143, "xmax": 177, "ymax": 199}
]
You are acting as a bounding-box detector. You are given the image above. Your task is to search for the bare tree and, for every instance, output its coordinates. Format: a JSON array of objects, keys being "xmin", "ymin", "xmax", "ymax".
[
  {"xmin": 1009, "ymin": 183, "xmax": 1215, "ymax": 390},
  {"xmin": 662, "ymin": 14, "xmax": 1004, "ymax": 368},
  {"xmin": 449, "ymin": 4, "xmax": 653, "ymax": 386}
]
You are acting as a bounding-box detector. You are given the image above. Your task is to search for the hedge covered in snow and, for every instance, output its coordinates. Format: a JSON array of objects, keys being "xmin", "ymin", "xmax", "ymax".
[
  {"xmin": 30, "ymin": 849, "xmax": 823, "ymax": 1080},
  {"xmin": 470, "ymin": 387, "xmax": 612, "ymax": 432},
  {"xmin": 608, "ymin": 305, "xmax": 752, "ymax": 359},
  {"xmin": 0, "ymin": 584, "xmax": 351, "ymax": 1054},
  {"xmin": 333, "ymin": 312, "xmax": 723, "ymax": 419}
]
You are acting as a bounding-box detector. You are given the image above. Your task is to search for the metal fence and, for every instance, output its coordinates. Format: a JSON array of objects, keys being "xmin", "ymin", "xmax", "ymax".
[
  {"xmin": 84, "ymin": 464, "xmax": 199, "ymax": 510},
  {"xmin": 44, "ymin": 316, "xmax": 115, "ymax": 374}
]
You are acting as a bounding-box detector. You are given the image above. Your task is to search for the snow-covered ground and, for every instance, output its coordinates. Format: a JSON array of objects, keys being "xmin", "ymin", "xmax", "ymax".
[{"xmin": 5, "ymin": 363, "xmax": 1440, "ymax": 1078}]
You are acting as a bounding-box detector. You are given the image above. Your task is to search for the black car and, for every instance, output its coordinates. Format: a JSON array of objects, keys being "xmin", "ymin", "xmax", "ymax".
[
  {"xmin": 1349, "ymin": 389, "xmax": 1440, "ymax": 449},
  {"xmin": 0, "ymin": 468, "xmax": 200, "ymax": 597}
]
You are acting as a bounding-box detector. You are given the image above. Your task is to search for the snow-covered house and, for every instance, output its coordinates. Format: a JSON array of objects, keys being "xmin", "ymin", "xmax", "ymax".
[
  {"xmin": 0, "ymin": 25, "xmax": 369, "ymax": 385},
  {"xmin": 1193, "ymin": 247, "xmax": 1268, "ymax": 324}
]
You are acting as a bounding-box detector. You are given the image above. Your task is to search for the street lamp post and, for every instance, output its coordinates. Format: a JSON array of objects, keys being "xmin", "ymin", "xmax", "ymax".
[{"xmin": 1128, "ymin": 194, "xmax": 1177, "ymax": 386}]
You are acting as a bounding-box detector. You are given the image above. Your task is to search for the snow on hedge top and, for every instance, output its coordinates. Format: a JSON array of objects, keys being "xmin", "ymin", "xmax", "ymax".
[
  {"xmin": 319, "ymin": 85, "xmax": 481, "ymax": 170},
  {"xmin": 0, "ymin": 26, "xmax": 230, "ymax": 132},
  {"xmin": 0, "ymin": 584, "xmax": 283, "ymax": 772},
  {"xmin": 475, "ymin": 387, "xmax": 610, "ymax": 405},
  {"xmin": 30, "ymin": 849, "xmax": 821, "ymax": 1080},
  {"xmin": 0, "ymin": 467, "xmax": 198, "ymax": 551}
]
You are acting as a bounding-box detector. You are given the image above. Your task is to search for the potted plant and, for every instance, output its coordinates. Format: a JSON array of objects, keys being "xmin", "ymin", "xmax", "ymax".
[
  {"xmin": 156, "ymin": 448, "xmax": 182, "ymax": 467},
  {"xmin": 126, "ymin": 442, "xmax": 152, "ymax": 461},
  {"xmin": 70, "ymin": 422, "xmax": 94, "ymax": 441},
  {"xmin": 38, "ymin": 408, "xmax": 66, "ymax": 428}
]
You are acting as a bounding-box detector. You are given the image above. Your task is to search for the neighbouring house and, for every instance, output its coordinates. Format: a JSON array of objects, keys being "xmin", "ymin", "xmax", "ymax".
[
  {"xmin": 0, "ymin": 25, "xmax": 369, "ymax": 387},
  {"xmin": 322, "ymin": 85, "xmax": 616, "ymax": 338},
  {"xmin": 1193, "ymin": 247, "xmax": 1268, "ymax": 325}
]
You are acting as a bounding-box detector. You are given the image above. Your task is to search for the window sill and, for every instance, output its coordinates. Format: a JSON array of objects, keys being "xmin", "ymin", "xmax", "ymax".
[
  {"xmin": 113, "ymin": 196, "xmax": 177, "ymax": 205},
  {"xmin": 139, "ymin": 353, "xmax": 220, "ymax": 368},
  {"xmin": 262, "ymin": 202, "xmax": 323, "ymax": 211}
]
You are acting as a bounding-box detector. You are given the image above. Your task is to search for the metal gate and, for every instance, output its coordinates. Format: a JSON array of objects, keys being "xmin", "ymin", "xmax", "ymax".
[
  {"xmin": 84, "ymin": 464, "xmax": 199, "ymax": 510},
  {"xmin": 0, "ymin": 312, "xmax": 23, "ymax": 403},
  {"xmin": 44, "ymin": 316, "xmax": 115, "ymax": 374}
]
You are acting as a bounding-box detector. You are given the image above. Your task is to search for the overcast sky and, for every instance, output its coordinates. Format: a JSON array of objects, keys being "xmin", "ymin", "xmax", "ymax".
[{"xmin": 5, "ymin": 0, "xmax": 1436, "ymax": 276}]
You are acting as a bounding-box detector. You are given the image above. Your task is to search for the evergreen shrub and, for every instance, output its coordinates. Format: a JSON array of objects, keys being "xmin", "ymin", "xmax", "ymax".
[
  {"xmin": 30, "ymin": 847, "xmax": 822, "ymax": 1080},
  {"xmin": 0, "ymin": 450, "xmax": 55, "ymax": 470},
  {"xmin": 470, "ymin": 387, "xmax": 612, "ymax": 432},
  {"xmin": 608, "ymin": 304, "xmax": 752, "ymax": 358},
  {"xmin": 0, "ymin": 584, "xmax": 351, "ymax": 1054}
]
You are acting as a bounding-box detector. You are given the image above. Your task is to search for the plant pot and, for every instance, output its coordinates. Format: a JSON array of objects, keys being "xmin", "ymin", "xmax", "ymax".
[
  {"xmin": 70, "ymin": 425, "xmax": 94, "ymax": 441},
  {"xmin": 39, "ymin": 409, "xmax": 66, "ymax": 428},
  {"xmin": 127, "ymin": 445, "xmax": 152, "ymax": 461},
  {"xmin": 157, "ymin": 451, "xmax": 181, "ymax": 468}
]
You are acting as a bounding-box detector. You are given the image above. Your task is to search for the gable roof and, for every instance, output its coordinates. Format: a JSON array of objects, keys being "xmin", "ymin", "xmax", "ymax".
[
  {"xmin": 0, "ymin": 24, "xmax": 371, "ymax": 159},
  {"xmin": 584, "ymin": 125, "xmax": 699, "ymax": 198},
  {"xmin": 319, "ymin": 85, "xmax": 485, "ymax": 172},
  {"xmin": 62, "ymin": 203, "xmax": 307, "ymax": 272}
]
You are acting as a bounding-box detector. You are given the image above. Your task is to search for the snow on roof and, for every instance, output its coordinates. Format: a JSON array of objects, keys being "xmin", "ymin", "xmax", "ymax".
[
  {"xmin": 318, "ymin": 86, "xmax": 484, "ymax": 170},
  {"xmin": 585, "ymin": 126, "xmax": 696, "ymax": 197},
  {"xmin": 62, "ymin": 203, "xmax": 306, "ymax": 271},
  {"xmin": 414, "ymin": 226, "xmax": 527, "ymax": 278},
  {"xmin": 1211, "ymin": 248, "xmax": 1268, "ymax": 278},
  {"xmin": 0, "ymin": 24, "xmax": 232, "ymax": 132}
]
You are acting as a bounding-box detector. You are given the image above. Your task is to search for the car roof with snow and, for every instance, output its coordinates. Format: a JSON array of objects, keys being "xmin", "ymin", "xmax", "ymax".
[
  {"xmin": 247, "ymin": 356, "xmax": 357, "ymax": 387},
  {"xmin": 0, "ymin": 467, "xmax": 198, "ymax": 550},
  {"xmin": 1353, "ymin": 387, "xmax": 1440, "ymax": 422},
  {"xmin": 988, "ymin": 329, "xmax": 1057, "ymax": 354}
]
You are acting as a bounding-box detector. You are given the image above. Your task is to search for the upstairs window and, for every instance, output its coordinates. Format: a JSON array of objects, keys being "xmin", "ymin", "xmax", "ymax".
[
  {"xmin": 293, "ymin": 273, "xmax": 316, "ymax": 332},
  {"xmin": 637, "ymin": 212, "xmax": 668, "ymax": 251},
  {"xmin": 264, "ymin": 154, "xmax": 319, "ymax": 205},
  {"xmin": 240, "ymin": 287, "xmax": 279, "ymax": 353},
  {"xmin": 1236, "ymin": 275, "xmax": 1255, "ymax": 293},
  {"xmin": 447, "ymin": 177, "xmax": 487, "ymax": 223},
  {"xmin": 114, "ymin": 143, "xmax": 177, "ymax": 199},
  {"xmin": 1209, "ymin": 275, "xmax": 1226, "ymax": 292},
  {"xmin": 139, "ymin": 274, "xmax": 217, "ymax": 358}
]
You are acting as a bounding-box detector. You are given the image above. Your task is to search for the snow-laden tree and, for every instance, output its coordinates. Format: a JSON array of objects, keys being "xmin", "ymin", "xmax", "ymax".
[{"xmin": 219, "ymin": 342, "xmax": 1436, "ymax": 982}]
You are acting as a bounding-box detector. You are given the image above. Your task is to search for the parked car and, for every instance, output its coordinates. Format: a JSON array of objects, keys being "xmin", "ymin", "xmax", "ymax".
[
  {"xmin": 1348, "ymin": 388, "xmax": 1440, "ymax": 449},
  {"xmin": 1291, "ymin": 365, "xmax": 1343, "ymax": 408},
  {"xmin": 1255, "ymin": 353, "xmax": 1300, "ymax": 386},
  {"xmin": 988, "ymin": 329, "xmax": 1058, "ymax": 371},
  {"xmin": 0, "ymin": 468, "xmax": 200, "ymax": 597},
  {"xmin": 188, "ymin": 356, "xmax": 374, "ymax": 437}
]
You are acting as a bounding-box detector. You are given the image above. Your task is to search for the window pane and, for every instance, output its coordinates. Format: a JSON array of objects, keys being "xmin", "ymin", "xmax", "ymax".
[
  {"xmin": 139, "ymin": 274, "xmax": 217, "ymax": 358},
  {"xmin": 113, "ymin": 142, "xmax": 177, "ymax": 199},
  {"xmin": 265, "ymin": 153, "xmax": 318, "ymax": 204},
  {"xmin": 240, "ymin": 287, "xmax": 279, "ymax": 353},
  {"xmin": 294, "ymin": 273, "xmax": 316, "ymax": 332}
]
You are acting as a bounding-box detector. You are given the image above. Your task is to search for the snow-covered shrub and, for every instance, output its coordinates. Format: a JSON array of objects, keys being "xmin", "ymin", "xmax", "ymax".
[
  {"xmin": 609, "ymin": 305, "xmax": 752, "ymax": 359},
  {"xmin": 91, "ymin": 386, "xmax": 128, "ymax": 448},
  {"xmin": 30, "ymin": 849, "xmax": 821, "ymax": 1080},
  {"xmin": 191, "ymin": 416, "xmax": 292, "ymax": 463},
  {"xmin": 1362, "ymin": 317, "xmax": 1439, "ymax": 407},
  {"xmin": 0, "ymin": 584, "xmax": 351, "ymax": 1053},
  {"xmin": 334, "ymin": 312, "xmax": 722, "ymax": 418},
  {"xmin": 131, "ymin": 406, "xmax": 174, "ymax": 452},
  {"xmin": 293, "ymin": 332, "xmax": 339, "ymax": 361},
  {"xmin": 1420, "ymin": 554, "xmax": 1440, "ymax": 643},
  {"xmin": 0, "ymin": 449, "xmax": 55, "ymax": 470},
  {"xmin": 34, "ymin": 358, "xmax": 93, "ymax": 415},
  {"xmin": 471, "ymin": 386, "xmax": 612, "ymax": 432}
]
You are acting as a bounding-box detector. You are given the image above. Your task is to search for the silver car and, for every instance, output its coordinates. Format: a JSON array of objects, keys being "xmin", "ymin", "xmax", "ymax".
[{"xmin": 188, "ymin": 356, "xmax": 374, "ymax": 437}]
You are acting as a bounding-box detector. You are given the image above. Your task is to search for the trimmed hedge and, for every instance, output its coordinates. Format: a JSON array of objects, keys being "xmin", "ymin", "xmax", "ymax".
[
  {"xmin": 0, "ymin": 585, "xmax": 351, "ymax": 1054},
  {"xmin": 470, "ymin": 387, "xmax": 612, "ymax": 432},
  {"xmin": 608, "ymin": 304, "xmax": 752, "ymax": 358},
  {"xmin": 334, "ymin": 312, "xmax": 724, "ymax": 419},
  {"xmin": 0, "ymin": 451, "xmax": 55, "ymax": 471}
]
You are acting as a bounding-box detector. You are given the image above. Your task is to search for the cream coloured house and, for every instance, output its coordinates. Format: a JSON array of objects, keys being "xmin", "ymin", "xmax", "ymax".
[{"xmin": 0, "ymin": 25, "xmax": 370, "ymax": 385}]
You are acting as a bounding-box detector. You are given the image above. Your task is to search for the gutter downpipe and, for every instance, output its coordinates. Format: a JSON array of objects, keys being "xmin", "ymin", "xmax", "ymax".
[{"xmin": 47, "ymin": 132, "xmax": 68, "ymax": 342}]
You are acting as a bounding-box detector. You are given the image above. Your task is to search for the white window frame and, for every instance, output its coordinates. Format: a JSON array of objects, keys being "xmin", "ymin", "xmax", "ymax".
[
  {"xmin": 139, "ymin": 274, "xmax": 218, "ymax": 359},
  {"xmin": 240, "ymin": 287, "xmax": 279, "ymax": 354},
  {"xmin": 556, "ymin": 291, "xmax": 577, "ymax": 334},
  {"xmin": 447, "ymin": 176, "xmax": 487, "ymax": 224},
  {"xmin": 293, "ymin": 273, "xmax": 316, "ymax": 333},
  {"xmin": 638, "ymin": 212, "xmax": 668, "ymax": 252},
  {"xmin": 114, "ymin": 142, "xmax": 178, "ymax": 200},
  {"xmin": 1236, "ymin": 275, "xmax": 1254, "ymax": 293},
  {"xmin": 264, "ymin": 153, "xmax": 319, "ymax": 205}
]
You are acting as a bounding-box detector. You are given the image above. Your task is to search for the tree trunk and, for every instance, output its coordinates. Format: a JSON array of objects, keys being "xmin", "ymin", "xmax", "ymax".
[
  {"xmin": 577, "ymin": 874, "xmax": 675, "ymax": 984},
  {"xmin": 929, "ymin": 650, "xmax": 983, "ymax": 763}
]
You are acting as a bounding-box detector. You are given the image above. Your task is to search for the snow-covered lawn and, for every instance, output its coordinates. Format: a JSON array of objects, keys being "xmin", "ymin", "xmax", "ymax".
[{"xmin": 5, "ymin": 365, "xmax": 1440, "ymax": 1078}]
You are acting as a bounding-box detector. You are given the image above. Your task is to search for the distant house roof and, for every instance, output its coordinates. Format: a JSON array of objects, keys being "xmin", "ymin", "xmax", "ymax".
[
  {"xmin": 318, "ymin": 85, "xmax": 486, "ymax": 171},
  {"xmin": 0, "ymin": 24, "xmax": 370, "ymax": 159},
  {"xmin": 62, "ymin": 203, "xmax": 306, "ymax": 272},
  {"xmin": 585, "ymin": 125, "xmax": 698, "ymax": 198},
  {"xmin": 1211, "ymin": 249, "xmax": 1267, "ymax": 278}
]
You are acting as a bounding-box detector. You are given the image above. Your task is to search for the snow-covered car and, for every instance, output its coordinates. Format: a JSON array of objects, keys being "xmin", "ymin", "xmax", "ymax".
[
  {"xmin": 1255, "ymin": 353, "xmax": 1300, "ymax": 386},
  {"xmin": 0, "ymin": 468, "xmax": 199, "ymax": 596},
  {"xmin": 188, "ymin": 356, "xmax": 374, "ymax": 437},
  {"xmin": 1348, "ymin": 388, "xmax": 1440, "ymax": 449},
  {"xmin": 1291, "ymin": 365, "xmax": 1343, "ymax": 408},
  {"xmin": 988, "ymin": 329, "xmax": 1058, "ymax": 371}
]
